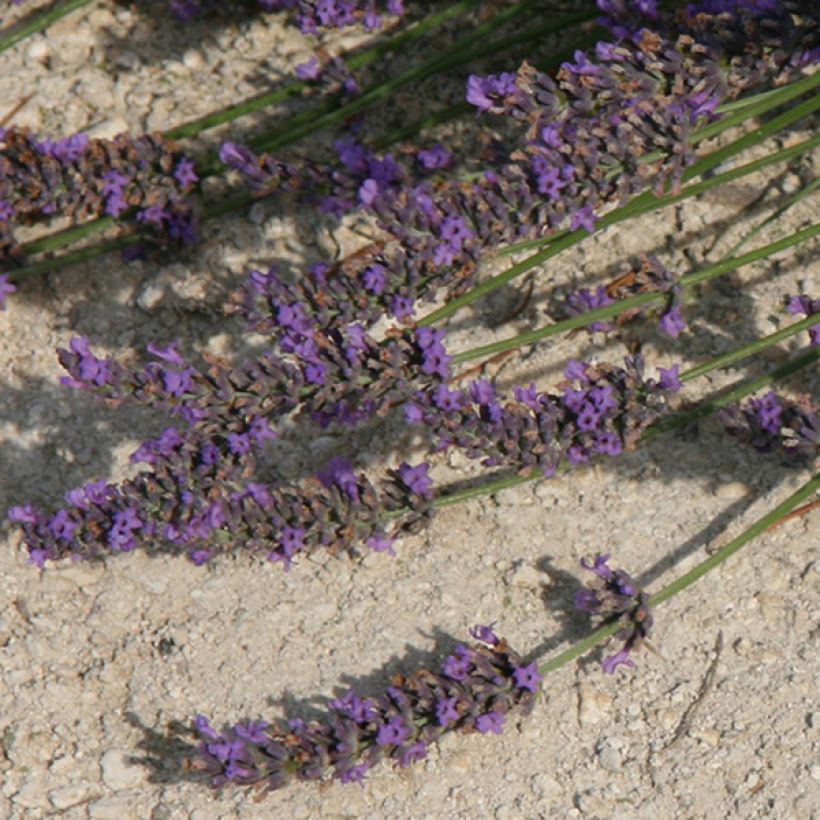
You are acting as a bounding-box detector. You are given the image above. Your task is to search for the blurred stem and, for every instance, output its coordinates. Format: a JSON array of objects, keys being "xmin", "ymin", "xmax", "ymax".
[
  {"xmin": 448, "ymin": 222, "xmax": 819, "ymax": 364},
  {"xmin": 247, "ymin": 1, "xmax": 587, "ymax": 157},
  {"xmin": 166, "ymin": 0, "xmax": 484, "ymax": 141},
  {"xmin": 537, "ymin": 472, "xmax": 819, "ymax": 676},
  {"xmin": 0, "ymin": 0, "xmax": 91, "ymax": 54}
]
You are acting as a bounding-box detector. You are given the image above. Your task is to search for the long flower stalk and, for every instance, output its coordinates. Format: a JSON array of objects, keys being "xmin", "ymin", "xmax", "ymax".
[{"xmin": 191, "ymin": 471, "xmax": 818, "ymax": 793}]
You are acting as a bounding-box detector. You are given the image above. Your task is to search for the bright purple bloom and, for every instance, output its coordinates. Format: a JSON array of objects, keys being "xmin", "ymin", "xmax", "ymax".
[
  {"xmin": 398, "ymin": 462, "xmax": 432, "ymax": 497},
  {"xmin": 436, "ymin": 696, "xmax": 460, "ymax": 727},
  {"xmin": 376, "ymin": 717, "xmax": 411, "ymax": 747},
  {"xmin": 469, "ymin": 624, "xmax": 499, "ymax": 645},
  {"xmin": 513, "ymin": 662, "xmax": 543, "ymax": 693},
  {"xmin": 659, "ymin": 305, "xmax": 686, "ymax": 337},
  {"xmin": 475, "ymin": 711, "xmax": 505, "ymax": 735}
]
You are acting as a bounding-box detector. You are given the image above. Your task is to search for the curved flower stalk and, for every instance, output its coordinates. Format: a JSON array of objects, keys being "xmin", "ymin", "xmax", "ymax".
[
  {"xmin": 575, "ymin": 553, "xmax": 652, "ymax": 674},
  {"xmin": 0, "ymin": 128, "xmax": 199, "ymax": 265},
  {"xmin": 192, "ymin": 626, "xmax": 539, "ymax": 792},
  {"xmin": 168, "ymin": 0, "xmax": 405, "ymax": 33},
  {"xmin": 226, "ymin": 0, "xmax": 818, "ymax": 339},
  {"xmin": 718, "ymin": 390, "xmax": 819, "ymax": 462}
]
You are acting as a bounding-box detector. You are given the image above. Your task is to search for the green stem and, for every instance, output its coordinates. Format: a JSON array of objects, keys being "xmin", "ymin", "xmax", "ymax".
[
  {"xmin": 448, "ymin": 223, "xmax": 819, "ymax": 364},
  {"xmin": 538, "ymin": 472, "xmax": 819, "ymax": 676},
  {"xmin": 0, "ymin": 0, "xmax": 92, "ymax": 54},
  {"xmin": 680, "ymin": 315, "xmax": 818, "ymax": 384}
]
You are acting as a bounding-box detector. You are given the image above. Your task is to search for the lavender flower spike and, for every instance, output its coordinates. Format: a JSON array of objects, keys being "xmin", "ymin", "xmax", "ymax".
[
  {"xmin": 575, "ymin": 554, "xmax": 652, "ymax": 674},
  {"xmin": 192, "ymin": 631, "xmax": 538, "ymax": 793}
]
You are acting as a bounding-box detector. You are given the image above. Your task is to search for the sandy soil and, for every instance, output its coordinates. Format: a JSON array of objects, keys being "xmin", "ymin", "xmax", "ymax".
[{"xmin": 0, "ymin": 3, "xmax": 817, "ymax": 818}]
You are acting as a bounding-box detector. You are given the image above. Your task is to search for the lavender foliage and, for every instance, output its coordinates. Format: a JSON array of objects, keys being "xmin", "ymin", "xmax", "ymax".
[
  {"xmin": 575, "ymin": 553, "xmax": 652, "ymax": 674},
  {"xmin": 222, "ymin": 0, "xmax": 817, "ymax": 338},
  {"xmin": 405, "ymin": 356, "xmax": 682, "ymax": 474},
  {"xmin": 718, "ymin": 390, "xmax": 819, "ymax": 463},
  {"xmin": 192, "ymin": 627, "xmax": 539, "ymax": 792},
  {"xmin": 0, "ymin": 127, "xmax": 199, "ymax": 264}
]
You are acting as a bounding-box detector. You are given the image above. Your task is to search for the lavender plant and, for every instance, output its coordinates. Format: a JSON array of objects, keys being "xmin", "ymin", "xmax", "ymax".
[
  {"xmin": 1, "ymin": 0, "xmax": 818, "ymax": 803},
  {"xmin": 0, "ymin": 128, "xmax": 199, "ymax": 264}
]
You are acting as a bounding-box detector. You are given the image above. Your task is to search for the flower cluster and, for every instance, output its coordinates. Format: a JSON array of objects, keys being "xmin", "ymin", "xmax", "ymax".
[
  {"xmin": 192, "ymin": 626, "xmax": 539, "ymax": 792},
  {"xmin": 787, "ymin": 294, "xmax": 819, "ymax": 347},
  {"xmin": 224, "ymin": 1, "xmax": 817, "ymax": 338},
  {"xmin": 56, "ymin": 320, "xmax": 451, "ymax": 437},
  {"xmin": 0, "ymin": 127, "xmax": 199, "ymax": 264},
  {"xmin": 575, "ymin": 553, "xmax": 652, "ymax": 674},
  {"xmin": 559, "ymin": 255, "xmax": 686, "ymax": 337},
  {"xmin": 8, "ymin": 445, "xmax": 435, "ymax": 568},
  {"xmin": 718, "ymin": 390, "xmax": 819, "ymax": 463},
  {"xmin": 405, "ymin": 357, "xmax": 682, "ymax": 475},
  {"xmin": 167, "ymin": 0, "xmax": 405, "ymax": 32}
]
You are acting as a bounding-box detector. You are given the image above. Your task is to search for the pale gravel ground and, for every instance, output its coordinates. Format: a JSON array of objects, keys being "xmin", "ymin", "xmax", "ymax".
[{"xmin": 0, "ymin": 3, "xmax": 818, "ymax": 819}]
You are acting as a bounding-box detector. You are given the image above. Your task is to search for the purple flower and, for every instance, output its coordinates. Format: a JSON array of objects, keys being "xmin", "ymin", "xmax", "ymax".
[
  {"xmin": 512, "ymin": 662, "xmax": 543, "ymax": 694},
  {"xmin": 376, "ymin": 716, "xmax": 411, "ymax": 747},
  {"xmin": 0, "ymin": 200, "xmax": 15, "ymax": 222},
  {"xmin": 362, "ymin": 264, "xmax": 387, "ymax": 294},
  {"xmin": 601, "ymin": 649, "xmax": 636, "ymax": 675},
  {"xmin": 398, "ymin": 462, "xmax": 432, "ymax": 497},
  {"xmin": 442, "ymin": 652, "xmax": 471, "ymax": 682},
  {"xmin": 192, "ymin": 631, "xmax": 536, "ymax": 793},
  {"xmin": 658, "ymin": 364, "xmax": 682, "ymax": 392},
  {"xmin": 466, "ymin": 72, "xmax": 518, "ymax": 113},
  {"xmin": 316, "ymin": 457, "xmax": 360, "ymax": 499},
  {"xmin": 0, "ymin": 274, "xmax": 16, "ymax": 310},
  {"xmin": 576, "ymin": 554, "xmax": 652, "ymax": 675},
  {"xmin": 174, "ymin": 158, "xmax": 198, "ymax": 187},
  {"xmin": 417, "ymin": 144, "xmax": 452, "ymax": 170},
  {"xmin": 469, "ymin": 624, "xmax": 499, "ymax": 645},
  {"xmin": 436, "ymin": 696, "xmax": 460, "ymax": 727},
  {"xmin": 570, "ymin": 205, "xmax": 596, "ymax": 234},
  {"xmin": 786, "ymin": 293, "xmax": 819, "ymax": 346},
  {"xmin": 399, "ymin": 741, "xmax": 427, "ymax": 767},
  {"xmin": 366, "ymin": 535, "xmax": 396, "ymax": 556},
  {"xmin": 475, "ymin": 711, "xmax": 505, "ymax": 735},
  {"xmin": 659, "ymin": 305, "xmax": 687, "ymax": 338},
  {"xmin": 295, "ymin": 56, "xmax": 321, "ymax": 81}
]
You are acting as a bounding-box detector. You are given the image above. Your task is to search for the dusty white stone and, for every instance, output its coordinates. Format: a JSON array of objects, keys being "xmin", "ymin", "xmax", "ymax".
[
  {"xmin": 183, "ymin": 49, "xmax": 206, "ymax": 70},
  {"xmin": 578, "ymin": 684, "xmax": 612, "ymax": 726},
  {"xmin": 136, "ymin": 281, "xmax": 166, "ymax": 311},
  {"xmin": 26, "ymin": 38, "xmax": 52, "ymax": 65},
  {"xmin": 49, "ymin": 782, "xmax": 96, "ymax": 810},
  {"xmin": 713, "ymin": 481, "xmax": 749, "ymax": 500},
  {"xmin": 100, "ymin": 749, "xmax": 147, "ymax": 790},
  {"xmin": 89, "ymin": 793, "xmax": 143, "ymax": 820},
  {"xmin": 509, "ymin": 563, "xmax": 542, "ymax": 589}
]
